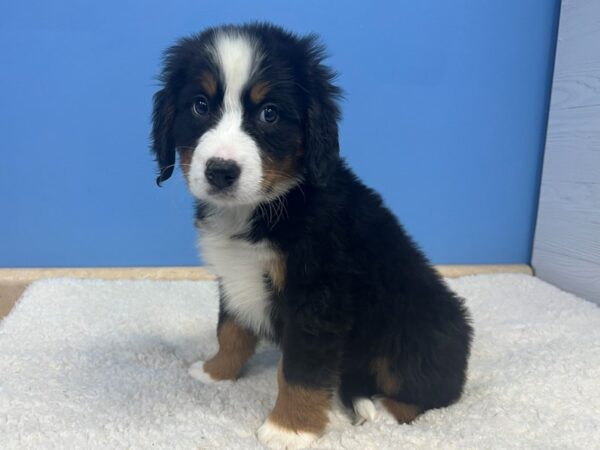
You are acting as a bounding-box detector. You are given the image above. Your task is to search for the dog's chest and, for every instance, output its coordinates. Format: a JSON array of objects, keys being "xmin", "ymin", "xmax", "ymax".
[{"xmin": 198, "ymin": 211, "xmax": 276, "ymax": 337}]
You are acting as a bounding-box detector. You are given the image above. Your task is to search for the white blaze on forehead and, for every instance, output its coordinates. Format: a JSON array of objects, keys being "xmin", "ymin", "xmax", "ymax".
[
  {"xmin": 212, "ymin": 32, "xmax": 260, "ymax": 111},
  {"xmin": 187, "ymin": 31, "xmax": 264, "ymax": 206}
]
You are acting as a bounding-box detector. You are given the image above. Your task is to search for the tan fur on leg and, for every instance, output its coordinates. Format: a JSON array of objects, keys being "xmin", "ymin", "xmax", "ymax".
[
  {"xmin": 269, "ymin": 360, "xmax": 331, "ymax": 434},
  {"xmin": 202, "ymin": 319, "xmax": 258, "ymax": 381},
  {"xmin": 380, "ymin": 398, "xmax": 421, "ymax": 424},
  {"xmin": 257, "ymin": 360, "xmax": 331, "ymax": 448}
]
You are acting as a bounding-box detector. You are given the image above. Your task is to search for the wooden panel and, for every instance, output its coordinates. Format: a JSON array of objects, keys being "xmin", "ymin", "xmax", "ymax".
[
  {"xmin": 0, "ymin": 267, "xmax": 217, "ymax": 284},
  {"xmin": 532, "ymin": 0, "xmax": 600, "ymax": 303},
  {"xmin": 538, "ymin": 181, "xmax": 600, "ymax": 212},
  {"xmin": 535, "ymin": 206, "xmax": 600, "ymax": 265},
  {"xmin": 545, "ymin": 106, "xmax": 600, "ymax": 165},
  {"xmin": 435, "ymin": 265, "xmax": 532, "ymax": 278},
  {"xmin": 0, "ymin": 265, "xmax": 532, "ymax": 321},
  {"xmin": 551, "ymin": 64, "xmax": 600, "ymax": 110},
  {"xmin": 552, "ymin": 0, "xmax": 600, "ymax": 70},
  {"xmin": 0, "ymin": 283, "xmax": 27, "ymax": 320},
  {"xmin": 536, "ymin": 182, "xmax": 600, "ymax": 265},
  {"xmin": 0, "ymin": 265, "xmax": 532, "ymax": 285},
  {"xmin": 533, "ymin": 248, "xmax": 600, "ymax": 303}
]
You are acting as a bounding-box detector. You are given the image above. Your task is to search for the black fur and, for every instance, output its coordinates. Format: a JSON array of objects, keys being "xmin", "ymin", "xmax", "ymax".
[
  {"xmin": 152, "ymin": 23, "xmax": 473, "ymax": 418},
  {"xmin": 247, "ymin": 165, "xmax": 473, "ymax": 410}
]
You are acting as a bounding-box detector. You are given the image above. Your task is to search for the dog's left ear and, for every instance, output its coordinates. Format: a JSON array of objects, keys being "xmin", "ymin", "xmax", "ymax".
[{"xmin": 303, "ymin": 38, "xmax": 343, "ymax": 187}]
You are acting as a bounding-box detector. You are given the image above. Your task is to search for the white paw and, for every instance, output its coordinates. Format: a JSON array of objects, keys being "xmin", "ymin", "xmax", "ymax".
[
  {"xmin": 188, "ymin": 360, "xmax": 218, "ymax": 383},
  {"xmin": 257, "ymin": 419, "xmax": 318, "ymax": 450},
  {"xmin": 352, "ymin": 397, "xmax": 399, "ymax": 424},
  {"xmin": 353, "ymin": 397, "xmax": 377, "ymax": 423},
  {"xmin": 328, "ymin": 394, "xmax": 353, "ymax": 429}
]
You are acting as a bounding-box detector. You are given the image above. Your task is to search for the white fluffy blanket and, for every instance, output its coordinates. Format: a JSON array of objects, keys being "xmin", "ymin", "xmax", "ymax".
[{"xmin": 1, "ymin": 274, "xmax": 599, "ymax": 449}]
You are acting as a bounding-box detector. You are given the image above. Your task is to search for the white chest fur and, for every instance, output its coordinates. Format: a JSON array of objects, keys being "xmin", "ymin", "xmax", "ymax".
[{"xmin": 198, "ymin": 207, "xmax": 275, "ymax": 337}]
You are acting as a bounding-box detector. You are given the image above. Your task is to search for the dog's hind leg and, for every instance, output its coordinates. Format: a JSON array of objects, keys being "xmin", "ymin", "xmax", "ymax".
[{"xmin": 377, "ymin": 397, "xmax": 421, "ymax": 423}]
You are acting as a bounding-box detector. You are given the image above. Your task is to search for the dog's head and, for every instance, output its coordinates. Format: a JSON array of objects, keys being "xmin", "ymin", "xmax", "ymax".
[{"xmin": 151, "ymin": 23, "xmax": 342, "ymax": 206}]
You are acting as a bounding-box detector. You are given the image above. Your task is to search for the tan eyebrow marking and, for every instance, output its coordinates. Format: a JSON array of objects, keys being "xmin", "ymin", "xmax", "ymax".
[
  {"xmin": 250, "ymin": 81, "xmax": 270, "ymax": 104},
  {"xmin": 199, "ymin": 71, "xmax": 217, "ymax": 97}
]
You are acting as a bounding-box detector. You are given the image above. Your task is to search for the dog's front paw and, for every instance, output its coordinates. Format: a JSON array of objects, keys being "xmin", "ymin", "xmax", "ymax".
[
  {"xmin": 188, "ymin": 360, "xmax": 220, "ymax": 383},
  {"xmin": 257, "ymin": 419, "xmax": 318, "ymax": 450}
]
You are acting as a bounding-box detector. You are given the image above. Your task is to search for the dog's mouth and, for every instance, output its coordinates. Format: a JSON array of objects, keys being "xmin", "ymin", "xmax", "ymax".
[
  {"xmin": 207, "ymin": 185, "xmax": 237, "ymax": 198},
  {"xmin": 199, "ymin": 185, "xmax": 265, "ymax": 207}
]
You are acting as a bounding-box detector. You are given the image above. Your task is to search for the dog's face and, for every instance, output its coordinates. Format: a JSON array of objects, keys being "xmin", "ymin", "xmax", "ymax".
[{"xmin": 152, "ymin": 24, "xmax": 342, "ymax": 206}]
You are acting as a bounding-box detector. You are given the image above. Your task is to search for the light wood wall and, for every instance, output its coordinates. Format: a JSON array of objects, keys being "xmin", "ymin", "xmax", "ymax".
[{"xmin": 532, "ymin": 0, "xmax": 600, "ymax": 304}]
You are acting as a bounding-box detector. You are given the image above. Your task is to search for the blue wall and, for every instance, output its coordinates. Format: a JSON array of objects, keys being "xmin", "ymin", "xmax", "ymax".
[{"xmin": 0, "ymin": 1, "xmax": 560, "ymax": 267}]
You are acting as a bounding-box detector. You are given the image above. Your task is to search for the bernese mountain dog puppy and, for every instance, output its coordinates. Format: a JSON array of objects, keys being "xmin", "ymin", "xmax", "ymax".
[{"xmin": 151, "ymin": 23, "xmax": 472, "ymax": 449}]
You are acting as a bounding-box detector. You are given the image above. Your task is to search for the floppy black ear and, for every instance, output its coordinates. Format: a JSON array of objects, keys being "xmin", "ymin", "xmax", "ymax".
[
  {"xmin": 152, "ymin": 39, "xmax": 190, "ymax": 186},
  {"xmin": 151, "ymin": 85, "xmax": 177, "ymax": 186},
  {"xmin": 303, "ymin": 39, "xmax": 343, "ymax": 187}
]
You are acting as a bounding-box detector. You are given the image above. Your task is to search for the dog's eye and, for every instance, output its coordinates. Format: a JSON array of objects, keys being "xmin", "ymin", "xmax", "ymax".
[
  {"xmin": 191, "ymin": 95, "xmax": 209, "ymax": 117},
  {"xmin": 259, "ymin": 104, "xmax": 279, "ymax": 124}
]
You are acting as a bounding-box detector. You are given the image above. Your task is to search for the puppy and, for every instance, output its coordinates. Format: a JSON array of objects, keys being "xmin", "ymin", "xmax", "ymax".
[{"xmin": 151, "ymin": 23, "xmax": 473, "ymax": 449}]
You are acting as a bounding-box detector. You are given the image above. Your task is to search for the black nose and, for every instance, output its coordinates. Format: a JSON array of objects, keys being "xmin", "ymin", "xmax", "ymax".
[{"xmin": 204, "ymin": 158, "xmax": 241, "ymax": 189}]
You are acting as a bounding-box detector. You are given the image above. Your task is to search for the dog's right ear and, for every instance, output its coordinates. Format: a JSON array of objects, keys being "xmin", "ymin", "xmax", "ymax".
[
  {"xmin": 151, "ymin": 84, "xmax": 177, "ymax": 186},
  {"xmin": 151, "ymin": 42, "xmax": 188, "ymax": 186}
]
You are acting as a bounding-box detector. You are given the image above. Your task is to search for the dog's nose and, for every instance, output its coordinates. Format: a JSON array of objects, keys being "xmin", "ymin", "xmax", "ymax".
[{"xmin": 204, "ymin": 158, "xmax": 241, "ymax": 189}]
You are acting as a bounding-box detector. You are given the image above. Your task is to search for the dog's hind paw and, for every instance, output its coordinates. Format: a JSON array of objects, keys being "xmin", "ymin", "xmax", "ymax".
[{"xmin": 353, "ymin": 397, "xmax": 377, "ymax": 423}]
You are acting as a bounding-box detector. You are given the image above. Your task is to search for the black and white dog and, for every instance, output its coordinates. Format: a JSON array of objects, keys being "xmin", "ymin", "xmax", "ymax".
[{"xmin": 151, "ymin": 23, "xmax": 472, "ymax": 449}]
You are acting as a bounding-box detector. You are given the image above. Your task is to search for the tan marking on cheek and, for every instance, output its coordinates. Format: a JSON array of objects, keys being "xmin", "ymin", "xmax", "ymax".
[
  {"xmin": 268, "ymin": 251, "xmax": 286, "ymax": 292},
  {"xmin": 177, "ymin": 148, "xmax": 194, "ymax": 180},
  {"xmin": 268, "ymin": 360, "xmax": 331, "ymax": 434},
  {"xmin": 380, "ymin": 398, "xmax": 421, "ymax": 424},
  {"xmin": 200, "ymin": 71, "xmax": 217, "ymax": 97},
  {"xmin": 370, "ymin": 357, "xmax": 401, "ymax": 395},
  {"xmin": 250, "ymin": 81, "xmax": 270, "ymax": 104},
  {"xmin": 203, "ymin": 319, "xmax": 258, "ymax": 381},
  {"xmin": 261, "ymin": 153, "xmax": 297, "ymax": 193}
]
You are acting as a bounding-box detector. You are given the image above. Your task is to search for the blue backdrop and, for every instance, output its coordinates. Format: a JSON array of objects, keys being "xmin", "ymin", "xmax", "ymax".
[{"xmin": 0, "ymin": 0, "xmax": 560, "ymax": 267}]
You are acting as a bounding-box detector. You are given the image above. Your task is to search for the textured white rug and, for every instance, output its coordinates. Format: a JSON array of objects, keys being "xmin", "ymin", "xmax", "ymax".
[{"xmin": 1, "ymin": 274, "xmax": 599, "ymax": 449}]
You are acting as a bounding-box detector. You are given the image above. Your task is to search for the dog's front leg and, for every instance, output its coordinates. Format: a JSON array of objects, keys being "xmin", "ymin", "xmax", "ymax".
[
  {"xmin": 258, "ymin": 289, "xmax": 345, "ymax": 449},
  {"xmin": 189, "ymin": 315, "xmax": 258, "ymax": 383}
]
